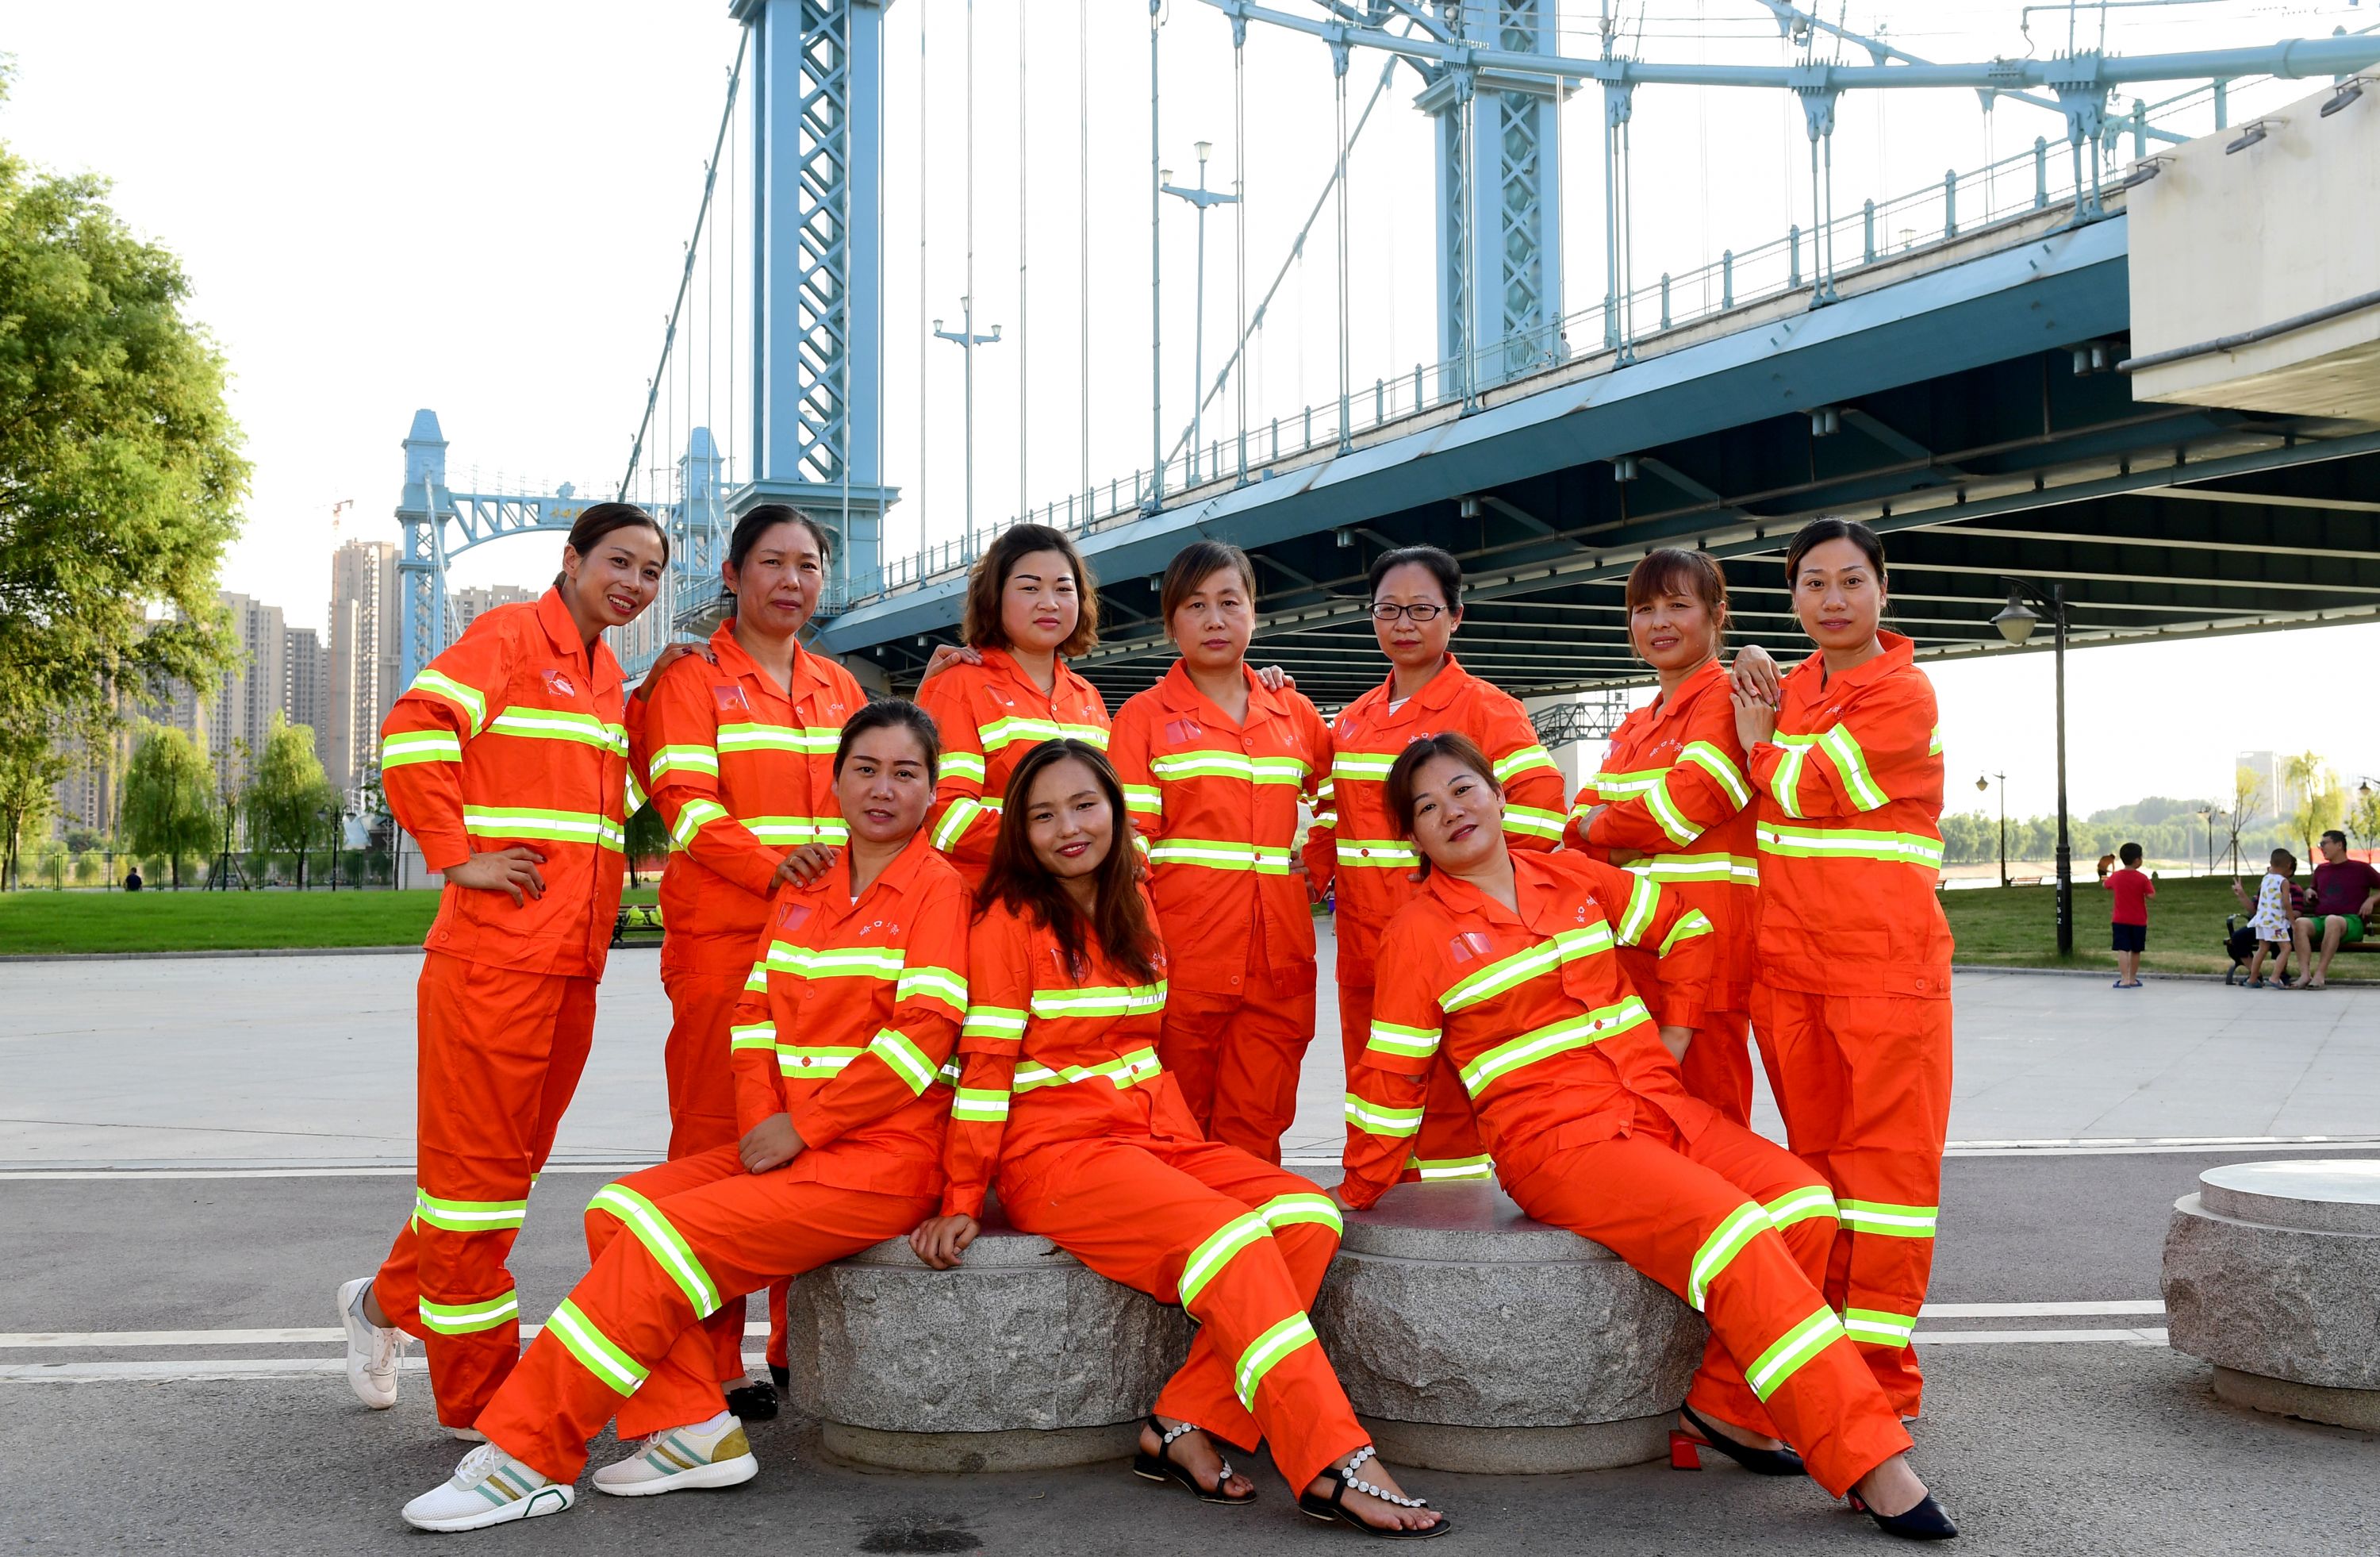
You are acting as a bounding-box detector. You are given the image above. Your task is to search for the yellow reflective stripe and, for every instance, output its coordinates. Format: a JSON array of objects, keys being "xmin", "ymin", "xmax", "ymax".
[
  {"xmin": 545, "ymin": 1297, "xmax": 647, "ymax": 1394},
  {"xmin": 647, "ymin": 743, "xmax": 720, "ymax": 777},
  {"xmin": 1818, "ymin": 725, "xmax": 1889, "ymax": 812},
  {"xmin": 1256, "ymin": 1191, "xmax": 1343, "ymax": 1236},
  {"xmin": 743, "ymin": 814, "xmax": 850, "ymax": 844},
  {"xmin": 1408, "ymin": 1154, "xmax": 1495, "ymax": 1181},
  {"xmin": 727, "ymin": 1022, "xmax": 777, "ymax": 1051},
  {"xmin": 1503, "ymin": 805, "xmax": 1567, "ymax": 840},
  {"xmin": 1441, "ymin": 923, "xmax": 1615, "ymax": 1012},
  {"xmin": 931, "ymin": 797, "xmax": 985, "ymax": 850},
  {"xmin": 1624, "ymin": 852, "xmax": 1731, "ymax": 884},
  {"xmin": 487, "ymin": 706, "xmax": 628, "ymax": 755},
  {"xmin": 866, "ymin": 1028, "xmax": 940, "ymax": 1094},
  {"xmin": 409, "ymin": 669, "xmax": 488, "ymax": 735},
  {"xmin": 1764, "ymin": 1186, "xmax": 1840, "ymax": 1230},
  {"xmin": 588, "ymin": 1184, "xmax": 722, "ymax": 1316},
  {"xmin": 413, "ymin": 1189, "xmax": 528, "ymax": 1232},
  {"xmin": 1768, "ymin": 734, "xmax": 1818, "ymax": 819},
  {"xmin": 959, "ymin": 1005, "xmax": 1027, "ymax": 1042},
  {"xmin": 939, "ymin": 751, "xmax": 988, "ymax": 782},
  {"xmin": 1150, "ymin": 752, "xmax": 1310, "ymax": 784},
  {"xmin": 1687, "ymin": 1202, "xmax": 1772, "ymax": 1311},
  {"xmin": 1644, "ymin": 778, "xmax": 1701, "ymax": 850},
  {"xmin": 670, "ymin": 797, "xmax": 729, "ymax": 848},
  {"xmin": 1233, "ymin": 1313, "xmax": 1319, "ymax": 1409},
  {"xmin": 1614, "ymin": 874, "xmax": 1660, "ymax": 948},
  {"xmin": 1586, "ymin": 767, "xmax": 1665, "ymax": 798},
  {"xmin": 1335, "ymin": 839, "xmax": 1419, "ymax": 867},
  {"xmin": 1491, "ymin": 744, "xmax": 1557, "ymax": 782},
  {"xmin": 1364, "ymin": 1020, "xmax": 1442, "ymax": 1060},
  {"xmin": 1678, "ymin": 741, "xmax": 1752, "ymax": 808},
  {"xmin": 1146, "ymin": 839, "xmax": 1294, "ymax": 874},
  {"xmin": 951, "ymin": 1086, "xmax": 1010, "ymax": 1122},
  {"xmin": 1927, "ymin": 724, "xmax": 1944, "ymax": 757},
  {"xmin": 763, "ymin": 944, "xmax": 904, "ymax": 981},
  {"xmin": 1121, "ymin": 783, "xmax": 1164, "ymax": 817},
  {"xmin": 1344, "ymin": 1092, "xmax": 1422, "ymax": 1137},
  {"xmin": 1749, "ymin": 1308, "xmax": 1848, "ymax": 1401},
  {"xmin": 1178, "ymin": 1213, "xmax": 1273, "ymax": 1309},
  {"xmin": 776, "ymin": 1045, "xmax": 863, "ymax": 1076},
  {"xmin": 716, "ymin": 721, "xmax": 842, "ymax": 754},
  {"xmin": 1658, "ymin": 909, "xmax": 1714, "ymax": 958},
  {"xmin": 1029, "ymin": 982, "xmax": 1168, "ymax": 1018},
  {"xmin": 417, "ymin": 1290, "xmax": 519, "ymax": 1336},
  {"xmin": 1330, "ymin": 752, "xmax": 1398, "ymax": 782},
  {"xmin": 896, "ymin": 965, "xmax": 968, "ymax": 1010},
  {"xmin": 980, "ymin": 716, "xmax": 1103, "ymax": 753},
  {"xmin": 464, "ymin": 806, "xmax": 624, "ymax": 852},
  {"xmin": 1756, "ymin": 824, "xmax": 1944, "ymax": 870},
  {"xmin": 1012, "ymin": 1046, "xmax": 1164, "ymax": 1094},
  {"xmin": 1838, "ymin": 1200, "xmax": 1939, "ymax": 1238},
  {"xmin": 1456, "ymin": 998, "xmax": 1651, "ymax": 1098},
  {"xmin": 380, "ymin": 730, "xmax": 463, "ymax": 768},
  {"xmin": 1842, "ymin": 1307, "xmax": 1919, "ymax": 1347}
]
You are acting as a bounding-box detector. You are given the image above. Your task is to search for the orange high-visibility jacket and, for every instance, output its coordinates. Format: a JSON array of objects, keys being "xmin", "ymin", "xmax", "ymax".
[
  {"xmin": 379, "ymin": 588, "xmax": 630, "ymax": 978},
  {"xmin": 940, "ymin": 892, "xmax": 1192, "ymax": 1217},
  {"xmin": 1108, "ymin": 662, "xmax": 1334, "ymax": 995},
  {"xmin": 1304, "ymin": 655, "xmax": 1568, "ymax": 975},
  {"xmin": 915, "ymin": 649, "xmax": 1111, "ymax": 886},
  {"xmin": 1746, "ymin": 632, "xmax": 1953, "ymax": 998},
  {"xmin": 727, "ymin": 830, "xmax": 971, "ymax": 1200},
  {"xmin": 1340, "ymin": 850, "xmax": 1717, "ymax": 1209},
  {"xmin": 629, "ymin": 624, "xmax": 866, "ymax": 972},
  {"xmin": 1567, "ymin": 658, "xmax": 1758, "ymax": 1013}
]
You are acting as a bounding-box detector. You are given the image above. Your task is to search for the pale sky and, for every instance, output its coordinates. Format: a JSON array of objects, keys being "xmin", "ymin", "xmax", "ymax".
[{"xmin": 1, "ymin": 1, "xmax": 2374, "ymax": 818}]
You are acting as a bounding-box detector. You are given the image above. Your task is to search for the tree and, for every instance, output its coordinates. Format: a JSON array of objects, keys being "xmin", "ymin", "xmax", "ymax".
[
  {"xmin": 2225, "ymin": 765, "xmax": 2265, "ymax": 875},
  {"xmin": 0, "ymin": 726, "xmax": 63, "ymax": 889},
  {"xmin": 625, "ymin": 798, "xmax": 669, "ymax": 889},
  {"xmin": 2346, "ymin": 786, "xmax": 2380, "ymax": 852},
  {"xmin": 119, "ymin": 726, "xmax": 217, "ymax": 888},
  {"xmin": 0, "ymin": 70, "xmax": 248, "ymax": 798},
  {"xmin": 244, "ymin": 715, "xmax": 337, "ymax": 889},
  {"xmin": 2282, "ymin": 751, "xmax": 2344, "ymax": 861}
]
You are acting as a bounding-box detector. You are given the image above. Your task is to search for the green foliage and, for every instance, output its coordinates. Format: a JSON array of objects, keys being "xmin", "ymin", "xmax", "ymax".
[
  {"xmin": 2347, "ymin": 786, "xmax": 2380, "ymax": 851},
  {"xmin": 242, "ymin": 715, "xmax": 338, "ymax": 886},
  {"xmin": 0, "ymin": 725, "xmax": 63, "ymax": 887},
  {"xmin": 624, "ymin": 798, "xmax": 669, "ymax": 886},
  {"xmin": 0, "ymin": 84, "xmax": 248, "ymax": 763},
  {"xmin": 118, "ymin": 725, "xmax": 217, "ymax": 886},
  {"xmin": 2282, "ymin": 751, "xmax": 2344, "ymax": 859}
]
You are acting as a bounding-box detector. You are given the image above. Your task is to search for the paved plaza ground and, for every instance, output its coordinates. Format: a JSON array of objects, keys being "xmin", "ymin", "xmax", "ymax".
[{"xmin": 5, "ymin": 926, "xmax": 2377, "ymax": 1552}]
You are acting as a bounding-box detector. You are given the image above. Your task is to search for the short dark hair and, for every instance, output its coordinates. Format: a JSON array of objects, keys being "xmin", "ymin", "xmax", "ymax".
[
  {"xmin": 1624, "ymin": 548, "xmax": 1730, "ymax": 652},
  {"xmin": 2272, "ymin": 848, "xmax": 2297, "ymax": 872},
  {"xmin": 1382, "ymin": 731, "xmax": 1499, "ymax": 879},
  {"xmin": 1159, "ymin": 540, "xmax": 1257, "ymax": 625},
  {"xmin": 556, "ymin": 501, "xmax": 668, "ymax": 586},
  {"xmin": 2321, "ymin": 828, "xmax": 2348, "ymax": 850},
  {"xmin": 727, "ymin": 503, "xmax": 831, "ymax": 573},
  {"xmin": 2119, "ymin": 841, "xmax": 2144, "ymax": 867},
  {"xmin": 961, "ymin": 524, "xmax": 1100, "ymax": 656},
  {"xmin": 1783, "ymin": 517, "xmax": 1887, "ymax": 589},
  {"xmin": 977, "ymin": 739, "xmax": 1161, "ymax": 985},
  {"xmin": 832, "ymin": 698, "xmax": 939, "ymax": 783},
  {"xmin": 1368, "ymin": 544, "xmax": 1463, "ymax": 611}
]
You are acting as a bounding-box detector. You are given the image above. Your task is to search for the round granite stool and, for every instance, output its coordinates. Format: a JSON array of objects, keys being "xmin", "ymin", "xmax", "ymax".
[
  {"xmin": 2163, "ymin": 1159, "xmax": 2380, "ymax": 1431},
  {"xmin": 782, "ymin": 1208, "xmax": 1193, "ymax": 1471},
  {"xmin": 1312, "ymin": 1181, "xmax": 1706, "ymax": 1473}
]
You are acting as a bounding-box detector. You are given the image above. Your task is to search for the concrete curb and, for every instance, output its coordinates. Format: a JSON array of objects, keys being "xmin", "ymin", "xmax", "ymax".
[{"xmin": 1952, "ymin": 962, "xmax": 2234, "ymax": 984}]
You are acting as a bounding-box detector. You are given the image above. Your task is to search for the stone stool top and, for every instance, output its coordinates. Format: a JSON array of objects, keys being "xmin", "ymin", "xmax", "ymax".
[
  {"xmin": 838, "ymin": 1204, "xmax": 1081, "ymax": 1269},
  {"xmin": 1341, "ymin": 1181, "xmax": 1623, "ymax": 1262},
  {"xmin": 2198, "ymin": 1159, "xmax": 2380, "ymax": 1236}
]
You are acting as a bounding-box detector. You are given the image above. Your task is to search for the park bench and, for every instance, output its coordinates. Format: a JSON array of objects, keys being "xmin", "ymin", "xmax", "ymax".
[{"xmin": 611, "ymin": 904, "xmax": 665, "ymax": 948}]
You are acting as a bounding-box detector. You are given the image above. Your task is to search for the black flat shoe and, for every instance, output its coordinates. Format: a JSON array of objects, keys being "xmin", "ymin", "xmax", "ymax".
[
  {"xmin": 725, "ymin": 1379, "xmax": 779, "ymax": 1422},
  {"xmin": 1672, "ymin": 1403, "xmax": 1806, "ymax": 1477},
  {"xmin": 1295, "ymin": 1447, "xmax": 1449, "ymax": 1540},
  {"xmin": 1131, "ymin": 1415, "xmax": 1255, "ymax": 1505},
  {"xmin": 1849, "ymin": 1490, "xmax": 1959, "ymax": 1540}
]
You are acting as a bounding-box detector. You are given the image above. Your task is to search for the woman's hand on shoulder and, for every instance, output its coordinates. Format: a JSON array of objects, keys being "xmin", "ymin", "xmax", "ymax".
[
  {"xmin": 772, "ymin": 844, "xmax": 839, "ymax": 890},
  {"xmin": 1729, "ymin": 642, "xmax": 1781, "ymax": 707},
  {"xmin": 917, "ymin": 644, "xmax": 985, "ymax": 686},
  {"xmin": 1730, "ymin": 682, "xmax": 1779, "ymax": 749},
  {"xmin": 632, "ymin": 640, "xmax": 713, "ymax": 702},
  {"xmin": 909, "ymin": 1213, "xmax": 980, "ymax": 1269},
  {"xmin": 1255, "ymin": 664, "xmax": 1296, "ymax": 692}
]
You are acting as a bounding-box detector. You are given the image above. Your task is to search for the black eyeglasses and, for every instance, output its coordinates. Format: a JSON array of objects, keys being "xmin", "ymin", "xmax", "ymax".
[{"xmin": 1370, "ymin": 602, "xmax": 1445, "ymax": 622}]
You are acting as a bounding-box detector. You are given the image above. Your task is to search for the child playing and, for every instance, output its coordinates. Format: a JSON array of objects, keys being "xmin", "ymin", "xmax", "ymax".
[
  {"xmin": 2105, "ymin": 842, "xmax": 2154, "ymax": 988},
  {"xmin": 2229, "ymin": 849, "xmax": 2297, "ymax": 989}
]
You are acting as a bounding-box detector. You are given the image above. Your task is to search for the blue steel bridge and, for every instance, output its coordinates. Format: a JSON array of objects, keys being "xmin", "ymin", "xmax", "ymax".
[{"xmin": 393, "ymin": 2, "xmax": 2380, "ymax": 725}]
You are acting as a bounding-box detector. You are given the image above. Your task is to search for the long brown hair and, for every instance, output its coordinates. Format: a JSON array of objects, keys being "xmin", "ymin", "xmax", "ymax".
[
  {"xmin": 976, "ymin": 739, "xmax": 1161, "ymax": 985},
  {"xmin": 960, "ymin": 523, "xmax": 1101, "ymax": 656}
]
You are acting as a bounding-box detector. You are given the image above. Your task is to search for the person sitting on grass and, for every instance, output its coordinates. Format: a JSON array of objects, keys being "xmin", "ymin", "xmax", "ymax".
[
  {"xmin": 2103, "ymin": 842, "xmax": 2153, "ymax": 989},
  {"xmin": 2228, "ymin": 849, "xmax": 2297, "ymax": 989},
  {"xmin": 2286, "ymin": 830, "xmax": 2380, "ymax": 991}
]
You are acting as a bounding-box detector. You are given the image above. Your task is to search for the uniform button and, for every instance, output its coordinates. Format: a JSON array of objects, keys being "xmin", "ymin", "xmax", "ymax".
[{"xmin": 1230, "ymin": 975, "xmax": 1242, "ymax": 987}]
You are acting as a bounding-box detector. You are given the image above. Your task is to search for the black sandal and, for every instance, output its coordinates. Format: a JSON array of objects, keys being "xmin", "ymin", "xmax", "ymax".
[
  {"xmin": 1672, "ymin": 1401, "xmax": 1806, "ymax": 1477},
  {"xmin": 1296, "ymin": 1446, "xmax": 1450, "ymax": 1540},
  {"xmin": 1132, "ymin": 1415, "xmax": 1255, "ymax": 1505}
]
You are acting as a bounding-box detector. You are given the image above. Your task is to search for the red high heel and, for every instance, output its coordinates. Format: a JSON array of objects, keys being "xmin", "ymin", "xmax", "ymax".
[{"xmin": 1668, "ymin": 1432, "xmax": 1702, "ymax": 1470}]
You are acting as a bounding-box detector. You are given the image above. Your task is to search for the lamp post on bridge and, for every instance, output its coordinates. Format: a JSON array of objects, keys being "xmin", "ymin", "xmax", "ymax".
[
  {"xmin": 1991, "ymin": 581, "xmax": 2072, "ymax": 955},
  {"xmin": 1161, "ymin": 140, "xmax": 1237, "ymax": 489},
  {"xmin": 1976, "ymin": 771, "xmax": 2008, "ymax": 889},
  {"xmin": 933, "ymin": 298, "xmax": 1001, "ymax": 544}
]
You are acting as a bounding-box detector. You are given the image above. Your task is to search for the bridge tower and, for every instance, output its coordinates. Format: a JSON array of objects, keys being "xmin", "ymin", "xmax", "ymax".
[
  {"xmin": 1418, "ymin": 0, "xmax": 1568, "ymax": 398},
  {"xmin": 730, "ymin": 0, "xmax": 898, "ymax": 607}
]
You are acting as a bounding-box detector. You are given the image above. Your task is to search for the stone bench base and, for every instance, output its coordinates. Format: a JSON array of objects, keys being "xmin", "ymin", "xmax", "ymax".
[
  {"xmin": 2164, "ymin": 1159, "xmax": 2380, "ymax": 1432},
  {"xmin": 818, "ymin": 1421, "xmax": 1146, "ymax": 1474}
]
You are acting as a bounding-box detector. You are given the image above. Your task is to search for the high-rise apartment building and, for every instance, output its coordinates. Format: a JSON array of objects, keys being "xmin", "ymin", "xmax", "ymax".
[
  {"xmin": 283, "ymin": 625, "xmax": 325, "ymax": 749},
  {"xmin": 327, "ymin": 540, "xmax": 401, "ymax": 795},
  {"xmin": 209, "ymin": 592, "xmax": 287, "ymax": 788},
  {"xmin": 2235, "ymin": 750, "xmax": 2305, "ymax": 825},
  {"xmin": 449, "ymin": 583, "xmax": 535, "ymax": 637}
]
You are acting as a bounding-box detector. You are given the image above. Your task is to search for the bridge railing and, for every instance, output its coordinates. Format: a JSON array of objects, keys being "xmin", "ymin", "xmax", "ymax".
[{"xmin": 835, "ymin": 71, "xmax": 2292, "ymax": 614}]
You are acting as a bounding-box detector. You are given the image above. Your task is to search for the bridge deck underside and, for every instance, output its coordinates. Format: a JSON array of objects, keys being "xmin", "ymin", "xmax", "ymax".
[{"xmin": 862, "ymin": 347, "xmax": 2380, "ymax": 713}]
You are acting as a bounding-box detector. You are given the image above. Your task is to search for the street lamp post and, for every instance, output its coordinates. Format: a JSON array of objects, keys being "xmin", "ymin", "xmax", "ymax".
[
  {"xmin": 1161, "ymin": 141, "xmax": 1238, "ymax": 489},
  {"xmin": 932, "ymin": 298, "xmax": 1002, "ymax": 546},
  {"xmin": 1977, "ymin": 771, "xmax": 2008, "ymax": 888},
  {"xmin": 1993, "ymin": 581, "xmax": 2073, "ymax": 955}
]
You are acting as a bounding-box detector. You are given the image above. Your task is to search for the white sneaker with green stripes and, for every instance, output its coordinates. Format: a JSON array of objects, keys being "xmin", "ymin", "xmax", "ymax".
[
  {"xmin": 401, "ymin": 1444, "xmax": 573, "ymax": 1532},
  {"xmin": 591, "ymin": 1413, "xmax": 759, "ymax": 1498}
]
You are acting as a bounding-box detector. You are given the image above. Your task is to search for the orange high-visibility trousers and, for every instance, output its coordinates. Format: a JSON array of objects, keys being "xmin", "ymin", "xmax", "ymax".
[
  {"xmin": 1680, "ymin": 1008, "xmax": 1756, "ymax": 1127},
  {"xmin": 1503, "ymin": 1104, "xmax": 1912, "ymax": 1497},
  {"xmin": 658, "ymin": 963, "xmax": 792, "ymax": 1381},
  {"xmin": 1338, "ymin": 978, "xmax": 1490, "ymax": 1183},
  {"xmin": 998, "ymin": 1136, "xmax": 1365, "ymax": 1494},
  {"xmin": 374, "ymin": 952, "xmax": 597, "ymax": 1428},
  {"xmin": 474, "ymin": 1145, "xmax": 936, "ymax": 1481},
  {"xmin": 1159, "ymin": 982, "xmax": 1317, "ymax": 1164},
  {"xmin": 1752, "ymin": 986, "xmax": 1952, "ymax": 1418}
]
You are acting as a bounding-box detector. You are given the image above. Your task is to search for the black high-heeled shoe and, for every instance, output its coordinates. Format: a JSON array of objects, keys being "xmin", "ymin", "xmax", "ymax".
[
  {"xmin": 1670, "ymin": 1403, "xmax": 1806, "ymax": 1477},
  {"xmin": 1848, "ymin": 1490, "xmax": 1959, "ymax": 1541}
]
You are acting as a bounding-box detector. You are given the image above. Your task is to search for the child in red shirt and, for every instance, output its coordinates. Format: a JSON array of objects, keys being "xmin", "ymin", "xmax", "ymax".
[{"xmin": 2105, "ymin": 841, "xmax": 2155, "ymax": 989}]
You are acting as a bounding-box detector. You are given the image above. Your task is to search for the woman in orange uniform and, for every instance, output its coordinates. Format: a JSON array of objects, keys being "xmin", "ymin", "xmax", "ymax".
[
  {"xmin": 915, "ymin": 524, "xmax": 1112, "ymax": 887},
  {"xmin": 909, "ymin": 740, "xmax": 1446, "ymax": 1538},
  {"xmin": 398, "ymin": 702, "xmax": 970, "ymax": 1532},
  {"xmin": 1109, "ymin": 541, "xmax": 1334, "ymax": 1161},
  {"xmin": 1311, "ymin": 544, "xmax": 1567, "ymax": 1186},
  {"xmin": 339, "ymin": 504, "xmax": 667, "ymax": 1437},
  {"xmin": 628, "ymin": 504, "xmax": 864, "ymax": 1414},
  {"xmin": 1342, "ymin": 734, "xmax": 1954, "ymax": 1540},
  {"xmin": 1566, "ymin": 548, "xmax": 1759, "ymax": 1123},
  {"xmin": 1729, "ymin": 519, "xmax": 1954, "ymax": 1421}
]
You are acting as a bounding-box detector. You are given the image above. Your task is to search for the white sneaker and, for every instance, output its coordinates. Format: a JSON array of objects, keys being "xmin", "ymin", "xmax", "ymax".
[
  {"xmin": 400, "ymin": 1443, "xmax": 573, "ymax": 1532},
  {"xmin": 448, "ymin": 1425, "xmax": 487, "ymax": 1443},
  {"xmin": 591, "ymin": 1413, "xmax": 759, "ymax": 1498},
  {"xmin": 336, "ymin": 1276, "xmax": 405, "ymax": 1409}
]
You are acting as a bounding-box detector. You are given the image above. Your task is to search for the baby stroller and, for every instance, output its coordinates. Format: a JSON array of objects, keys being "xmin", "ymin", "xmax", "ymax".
[{"xmin": 2221, "ymin": 915, "xmax": 2262, "ymax": 986}]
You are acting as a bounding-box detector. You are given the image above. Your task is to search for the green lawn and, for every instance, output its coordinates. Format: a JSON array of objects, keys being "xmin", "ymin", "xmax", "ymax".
[
  {"xmin": 0, "ymin": 880, "xmax": 661, "ymax": 955},
  {"xmin": 1940, "ymin": 873, "xmax": 2376, "ymax": 982}
]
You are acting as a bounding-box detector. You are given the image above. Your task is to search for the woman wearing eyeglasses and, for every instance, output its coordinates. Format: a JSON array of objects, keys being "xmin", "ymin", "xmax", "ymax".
[{"xmin": 1307, "ymin": 545, "xmax": 1568, "ymax": 1188}]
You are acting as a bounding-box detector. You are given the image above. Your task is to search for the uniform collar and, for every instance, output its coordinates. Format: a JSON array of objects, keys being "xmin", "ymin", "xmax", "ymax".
[
  {"xmin": 1157, "ymin": 659, "xmax": 1281, "ymax": 728},
  {"xmin": 536, "ymin": 588, "xmax": 624, "ymax": 694},
  {"xmin": 1424, "ymin": 850, "xmax": 1580, "ymax": 934},
  {"xmin": 710, "ymin": 619, "xmax": 831, "ymax": 705},
  {"xmin": 800, "ymin": 828, "xmax": 938, "ymax": 923},
  {"xmin": 1647, "ymin": 657, "xmax": 1729, "ymax": 731},
  {"xmin": 983, "ymin": 644, "xmax": 1085, "ymax": 706},
  {"xmin": 1787, "ymin": 629, "xmax": 1914, "ymax": 697},
  {"xmin": 1361, "ymin": 654, "xmax": 1472, "ymax": 721}
]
